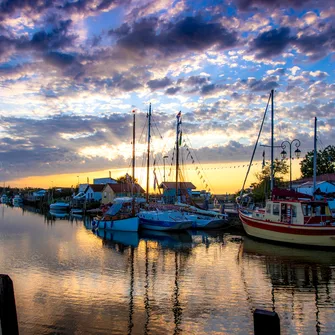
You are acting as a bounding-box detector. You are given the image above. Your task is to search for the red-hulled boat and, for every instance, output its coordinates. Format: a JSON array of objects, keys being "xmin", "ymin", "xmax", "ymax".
[
  {"xmin": 239, "ymin": 90, "xmax": 335, "ymax": 247},
  {"xmin": 239, "ymin": 188, "xmax": 335, "ymax": 247}
]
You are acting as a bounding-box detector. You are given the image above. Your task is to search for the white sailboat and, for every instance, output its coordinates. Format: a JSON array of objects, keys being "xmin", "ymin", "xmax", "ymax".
[{"xmin": 92, "ymin": 110, "xmax": 139, "ymax": 232}]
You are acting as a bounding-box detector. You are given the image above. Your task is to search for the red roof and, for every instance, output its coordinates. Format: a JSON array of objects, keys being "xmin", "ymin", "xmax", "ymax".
[
  {"xmin": 159, "ymin": 182, "xmax": 196, "ymax": 190},
  {"xmin": 105, "ymin": 183, "xmax": 145, "ymax": 194},
  {"xmin": 272, "ymin": 188, "xmax": 313, "ymax": 199},
  {"xmin": 86, "ymin": 184, "xmax": 105, "ymax": 192},
  {"xmin": 295, "ymin": 173, "xmax": 335, "ymax": 184}
]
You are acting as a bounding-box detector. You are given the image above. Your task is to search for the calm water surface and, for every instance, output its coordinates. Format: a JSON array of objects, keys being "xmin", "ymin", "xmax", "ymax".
[{"xmin": 1, "ymin": 204, "xmax": 335, "ymax": 334}]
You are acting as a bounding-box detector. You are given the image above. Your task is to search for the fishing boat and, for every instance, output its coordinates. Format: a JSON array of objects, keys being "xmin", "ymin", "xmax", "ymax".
[
  {"xmin": 92, "ymin": 110, "xmax": 140, "ymax": 232},
  {"xmin": 238, "ymin": 90, "xmax": 335, "ymax": 247}
]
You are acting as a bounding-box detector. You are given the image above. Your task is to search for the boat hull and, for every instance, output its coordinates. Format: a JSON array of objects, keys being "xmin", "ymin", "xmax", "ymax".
[
  {"xmin": 239, "ymin": 210, "xmax": 335, "ymax": 247},
  {"xmin": 139, "ymin": 218, "xmax": 192, "ymax": 231},
  {"xmin": 93, "ymin": 216, "xmax": 139, "ymax": 232}
]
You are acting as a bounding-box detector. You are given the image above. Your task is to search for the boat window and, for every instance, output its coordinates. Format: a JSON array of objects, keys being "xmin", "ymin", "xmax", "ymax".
[
  {"xmin": 266, "ymin": 204, "xmax": 271, "ymax": 214},
  {"xmin": 314, "ymin": 206, "xmax": 321, "ymax": 215},
  {"xmin": 291, "ymin": 205, "xmax": 297, "ymax": 218},
  {"xmin": 302, "ymin": 204, "xmax": 312, "ymax": 216},
  {"xmin": 273, "ymin": 203, "xmax": 280, "ymax": 216}
]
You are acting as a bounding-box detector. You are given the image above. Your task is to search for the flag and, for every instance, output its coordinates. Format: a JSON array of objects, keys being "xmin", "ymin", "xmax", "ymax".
[{"xmin": 176, "ymin": 111, "xmax": 181, "ymax": 119}]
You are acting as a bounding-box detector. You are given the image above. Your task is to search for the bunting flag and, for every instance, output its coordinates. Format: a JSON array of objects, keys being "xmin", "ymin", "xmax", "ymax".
[{"xmin": 153, "ymin": 168, "xmax": 158, "ymax": 190}]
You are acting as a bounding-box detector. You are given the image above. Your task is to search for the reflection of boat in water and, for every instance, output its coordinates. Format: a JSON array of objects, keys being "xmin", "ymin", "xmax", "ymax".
[
  {"xmin": 140, "ymin": 229, "xmax": 193, "ymax": 250},
  {"xmin": 50, "ymin": 202, "xmax": 70, "ymax": 211},
  {"xmin": 1, "ymin": 194, "xmax": 9, "ymax": 204},
  {"xmin": 12, "ymin": 195, "xmax": 23, "ymax": 206},
  {"xmin": 95, "ymin": 229, "xmax": 139, "ymax": 248},
  {"xmin": 49, "ymin": 210, "xmax": 69, "ymax": 218},
  {"xmin": 242, "ymin": 235, "xmax": 335, "ymax": 265}
]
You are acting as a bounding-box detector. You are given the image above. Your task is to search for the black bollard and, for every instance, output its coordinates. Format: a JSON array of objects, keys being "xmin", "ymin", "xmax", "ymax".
[
  {"xmin": 0, "ymin": 274, "xmax": 19, "ymax": 335},
  {"xmin": 254, "ymin": 309, "xmax": 280, "ymax": 335}
]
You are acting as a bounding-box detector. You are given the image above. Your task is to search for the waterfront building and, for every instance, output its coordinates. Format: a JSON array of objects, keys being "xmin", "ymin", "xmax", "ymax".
[{"xmin": 101, "ymin": 183, "xmax": 145, "ymax": 204}]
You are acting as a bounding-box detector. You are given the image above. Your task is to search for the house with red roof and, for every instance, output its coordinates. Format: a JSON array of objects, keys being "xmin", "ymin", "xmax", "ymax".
[{"xmin": 101, "ymin": 183, "xmax": 145, "ymax": 204}]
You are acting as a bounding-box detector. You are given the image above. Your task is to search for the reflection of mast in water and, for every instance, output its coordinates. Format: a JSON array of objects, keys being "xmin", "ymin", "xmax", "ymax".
[
  {"xmin": 172, "ymin": 252, "xmax": 182, "ymax": 335},
  {"xmin": 144, "ymin": 241, "xmax": 151, "ymax": 335},
  {"xmin": 127, "ymin": 246, "xmax": 135, "ymax": 335},
  {"xmin": 312, "ymin": 268, "xmax": 320, "ymax": 335}
]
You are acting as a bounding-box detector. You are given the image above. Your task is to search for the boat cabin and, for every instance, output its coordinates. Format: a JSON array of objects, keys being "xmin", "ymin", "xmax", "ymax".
[{"xmin": 253, "ymin": 200, "xmax": 333, "ymax": 225}]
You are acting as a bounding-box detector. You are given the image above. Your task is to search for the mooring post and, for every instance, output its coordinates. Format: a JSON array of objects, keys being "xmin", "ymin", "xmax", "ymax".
[
  {"xmin": 254, "ymin": 309, "xmax": 280, "ymax": 335},
  {"xmin": 0, "ymin": 274, "xmax": 19, "ymax": 335}
]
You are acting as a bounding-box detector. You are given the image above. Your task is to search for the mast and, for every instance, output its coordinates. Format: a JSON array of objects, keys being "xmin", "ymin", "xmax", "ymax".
[
  {"xmin": 146, "ymin": 103, "xmax": 152, "ymax": 203},
  {"xmin": 270, "ymin": 89, "xmax": 274, "ymax": 194},
  {"xmin": 176, "ymin": 111, "xmax": 181, "ymax": 201},
  {"xmin": 131, "ymin": 110, "xmax": 136, "ymax": 216},
  {"xmin": 313, "ymin": 117, "xmax": 317, "ymax": 196}
]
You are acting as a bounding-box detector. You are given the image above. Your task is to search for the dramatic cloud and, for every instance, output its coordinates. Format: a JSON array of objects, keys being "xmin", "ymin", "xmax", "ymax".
[{"xmin": 250, "ymin": 27, "xmax": 293, "ymax": 59}]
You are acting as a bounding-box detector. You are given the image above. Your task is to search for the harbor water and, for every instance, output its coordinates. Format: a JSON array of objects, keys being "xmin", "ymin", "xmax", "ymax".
[{"xmin": 1, "ymin": 204, "xmax": 335, "ymax": 334}]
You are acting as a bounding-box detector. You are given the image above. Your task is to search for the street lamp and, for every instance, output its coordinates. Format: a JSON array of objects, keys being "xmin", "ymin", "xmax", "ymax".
[
  {"xmin": 163, "ymin": 155, "xmax": 168, "ymax": 182},
  {"xmin": 280, "ymin": 139, "xmax": 301, "ymax": 190},
  {"xmin": 77, "ymin": 176, "xmax": 79, "ymax": 187}
]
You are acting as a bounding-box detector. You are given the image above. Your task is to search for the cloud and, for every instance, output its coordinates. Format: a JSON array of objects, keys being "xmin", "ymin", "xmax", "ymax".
[
  {"xmin": 147, "ymin": 77, "xmax": 172, "ymax": 90},
  {"xmin": 234, "ymin": 0, "xmax": 329, "ymax": 11},
  {"xmin": 115, "ymin": 16, "xmax": 238, "ymax": 55},
  {"xmin": 249, "ymin": 27, "xmax": 293, "ymax": 59},
  {"xmin": 165, "ymin": 86, "xmax": 181, "ymax": 95},
  {"xmin": 293, "ymin": 26, "xmax": 335, "ymax": 60}
]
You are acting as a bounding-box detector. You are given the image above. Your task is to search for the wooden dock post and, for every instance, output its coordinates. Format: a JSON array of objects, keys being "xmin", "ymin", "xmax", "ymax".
[
  {"xmin": 0, "ymin": 274, "xmax": 19, "ymax": 335},
  {"xmin": 254, "ymin": 309, "xmax": 280, "ymax": 335}
]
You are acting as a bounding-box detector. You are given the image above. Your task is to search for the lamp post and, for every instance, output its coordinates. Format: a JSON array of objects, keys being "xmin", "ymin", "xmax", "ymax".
[
  {"xmin": 280, "ymin": 139, "xmax": 301, "ymax": 190},
  {"xmin": 77, "ymin": 176, "xmax": 79, "ymax": 188},
  {"xmin": 163, "ymin": 155, "xmax": 168, "ymax": 182}
]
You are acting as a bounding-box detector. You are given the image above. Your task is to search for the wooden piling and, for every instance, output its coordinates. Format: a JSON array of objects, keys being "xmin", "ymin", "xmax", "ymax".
[
  {"xmin": 0, "ymin": 274, "xmax": 19, "ymax": 335},
  {"xmin": 254, "ymin": 309, "xmax": 280, "ymax": 335}
]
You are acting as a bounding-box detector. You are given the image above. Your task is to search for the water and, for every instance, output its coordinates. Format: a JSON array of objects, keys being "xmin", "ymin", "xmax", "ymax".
[{"xmin": 1, "ymin": 204, "xmax": 335, "ymax": 334}]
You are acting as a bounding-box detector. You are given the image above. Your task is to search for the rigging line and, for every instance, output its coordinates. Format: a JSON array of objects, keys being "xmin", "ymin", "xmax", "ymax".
[
  {"xmin": 240, "ymin": 92, "xmax": 272, "ymax": 198},
  {"xmin": 183, "ymin": 135, "xmax": 214, "ymax": 192}
]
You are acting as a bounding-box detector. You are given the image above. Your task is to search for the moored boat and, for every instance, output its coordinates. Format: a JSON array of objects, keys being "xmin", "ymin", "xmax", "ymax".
[
  {"xmin": 92, "ymin": 197, "xmax": 139, "ymax": 232},
  {"xmin": 239, "ymin": 90, "xmax": 335, "ymax": 247},
  {"xmin": 138, "ymin": 209, "xmax": 192, "ymax": 231},
  {"xmin": 239, "ymin": 191, "xmax": 335, "ymax": 247}
]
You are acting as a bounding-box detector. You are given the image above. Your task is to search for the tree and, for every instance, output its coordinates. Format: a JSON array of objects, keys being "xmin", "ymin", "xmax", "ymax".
[
  {"xmin": 116, "ymin": 174, "xmax": 138, "ymax": 184},
  {"xmin": 300, "ymin": 145, "xmax": 335, "ymax": 178},
  {"xmin": 252, "ymin": 159, "xmax": 289, "ymax": 204}
]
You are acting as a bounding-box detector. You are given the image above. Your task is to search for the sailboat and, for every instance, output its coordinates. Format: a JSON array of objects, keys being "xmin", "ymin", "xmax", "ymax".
[
  {"xmin": 138, "ymin": 106, "xmax": 193, "ymax": 231},
  {"xmin": 92, "ymin": 110, "xmax": 139, "ymax": 232},
  {"xmin": 238, "ymin": 90, "xmax": 335, "ymax": 247}
]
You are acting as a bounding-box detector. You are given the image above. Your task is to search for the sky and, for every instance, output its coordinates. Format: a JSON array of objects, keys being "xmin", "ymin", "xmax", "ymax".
[{"xmin": 0, "ymin": 0, "xmax": 334, "ymax": 194}]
